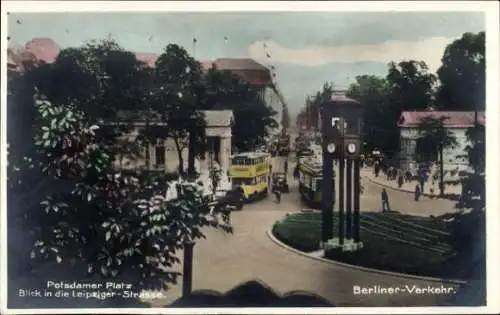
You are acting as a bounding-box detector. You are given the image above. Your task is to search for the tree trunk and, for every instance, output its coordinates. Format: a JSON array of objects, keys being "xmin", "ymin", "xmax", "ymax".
[
  {"xmin": 439, "ymin": 145, "xmax": 445, "ymax": 196},
  {"xmin": 145, "ymin": 142, "xmax": 150, "ymax": 171},
  {"xmin": 187, "ymin": 132, "xmax": 196, "ymax": 175},
  {"xmin": 174, "ymin": 138, "xmax": 184, "ymax": 174}
]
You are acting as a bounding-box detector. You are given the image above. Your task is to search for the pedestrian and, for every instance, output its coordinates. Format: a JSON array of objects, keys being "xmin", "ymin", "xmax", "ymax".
[
  {"xmin": 284, "ymin": 160, "xmax": 288, "ymax": 174},
  {"xmin": 414, "ymin": 184, "xmax": 421, "ymax": 202},
  {"xmin": 419, "ymin": 175, "xmax": 425, "ymax": 192},
  {"xmin": 374, "ymin": 162, "xmax": 380, "ymax": 178},
  {"xmin": 293, "ymin": 164, "xmax": 299, "ymax": 180},
  {"xmin": 273, "ymin": 183, "xmax": 282, "ymax": 204},
  {"xmin": 397, "ymin": 174, "xmax": 404, "ymax": 188},
  {"xmin": 381, "ymin": 188, "xmax": 391, "ymax": 212}
]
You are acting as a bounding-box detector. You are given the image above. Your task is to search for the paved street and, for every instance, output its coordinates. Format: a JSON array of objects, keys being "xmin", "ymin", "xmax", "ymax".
[{"xmin": 147, "ymin": 157, "xmax": 461, "ymax": 307}]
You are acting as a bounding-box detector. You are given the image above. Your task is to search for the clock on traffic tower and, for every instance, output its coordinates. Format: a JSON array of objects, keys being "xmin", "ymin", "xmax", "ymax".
[{"xmin": 320, "ymin": 92, "xmax": 364, "ymax": 252}]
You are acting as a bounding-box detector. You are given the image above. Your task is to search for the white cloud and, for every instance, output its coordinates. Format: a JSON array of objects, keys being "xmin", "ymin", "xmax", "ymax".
[{"xmin": 248, "ymin": 37, "xmax": 455, "ymax": 74}]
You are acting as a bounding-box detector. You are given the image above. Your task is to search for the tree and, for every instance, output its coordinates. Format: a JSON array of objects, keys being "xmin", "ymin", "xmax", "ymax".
[
  {"xmin": 7, "ymin": 41, "xmax": 232, "ymax": 291},
  {"xmin": 416, "ymin": 116, "xmax": 458, "ymax": 195},
  {"xmin": 151, "ymin": 44, "xmax": 206, "ymax": 174},
  {"xmin": 346, "ymin": 75, "xmax": 393, "ymax": 153},
  {"xmin": 203, "ymin": 68, "xmax": 278, "ymax": 152},
  {"xmin": 458, "ymin": 123, "xmax": 485, "ymax": 210},
  {"xmin": 387, "ymin": 60, "xmax": 437, "ymax": 110},
  {"xmin": 433, "ymin": 33, "xmax": 486, "ymax": 303},
  {"xmin": 440, "ymin": 122, "xmax": 485, "ymax": 300},
  {"xmin": 32, "ymin": 37, "xmax": 151, "ymax": 168},
  {"xmin": 380, "ymin": 60, "xmax": 437, "ymax": 158},
  {"xmin": 436, "ymin": 32, "xmax": 485, "ymax": 111}
]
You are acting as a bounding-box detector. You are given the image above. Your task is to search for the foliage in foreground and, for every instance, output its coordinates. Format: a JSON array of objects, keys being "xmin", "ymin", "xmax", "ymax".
[{"xmin": 8, "ymin": 94, "xmax": 232, "ymax": 289}]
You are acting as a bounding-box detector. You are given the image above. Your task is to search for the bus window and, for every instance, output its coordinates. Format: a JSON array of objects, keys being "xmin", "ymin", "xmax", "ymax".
[
  {"xmin": 233, "ymin": 157, "xmax": 245, "ymax": 165},
  {"xmin": 232, "ymin": 178, "xmax": 253, "ymax": 186}
]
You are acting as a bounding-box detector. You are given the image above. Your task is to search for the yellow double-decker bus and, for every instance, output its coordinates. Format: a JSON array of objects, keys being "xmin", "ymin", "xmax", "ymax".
[{"xmin": 229, "ymin": 152, "xmax": 270, "ymax": 202}]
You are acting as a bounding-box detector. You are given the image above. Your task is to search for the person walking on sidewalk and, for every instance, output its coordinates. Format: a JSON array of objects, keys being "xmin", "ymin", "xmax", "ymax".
[
  {"xmin": 414, "ymin": 184, "xmax": 421, "ymax": 202},
  {"xmin": 273, "ymin": 182, "xmax": 282, "ymax": 204},
  {"xmin": 374, "ymin": 162, "xmax": 380, "ymax": 178},
  {"xmin": 381, "ymin": 188, "xmax": 391, "ymax": 212},
  {"xmin": 397, "ymin": 174, "xmax": 404, "ymax": 188}
]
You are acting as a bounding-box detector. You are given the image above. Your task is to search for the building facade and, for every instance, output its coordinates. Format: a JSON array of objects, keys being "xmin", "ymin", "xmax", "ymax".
[
  {"xmin": 114, "ymin": 110, "xmax": 234, "ymax": 173},
  {"xmin": 398, "ymin": 111, "xmax": 485, "ymax": 176}
]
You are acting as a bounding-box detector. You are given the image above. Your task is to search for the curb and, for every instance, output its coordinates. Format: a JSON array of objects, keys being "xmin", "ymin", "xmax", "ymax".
[{"xmin": 266, "ymin": 227, "xmax": 467, "ymax": 286}]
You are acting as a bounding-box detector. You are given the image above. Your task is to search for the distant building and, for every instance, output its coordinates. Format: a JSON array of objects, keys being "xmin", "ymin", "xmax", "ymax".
[
  {"xmin": 115, "ymin": 110, "xmax": 234, "ymax": 173},
  {"xmin": 398, "ymin": 110, "xmax": 485, "ymax": 174}
]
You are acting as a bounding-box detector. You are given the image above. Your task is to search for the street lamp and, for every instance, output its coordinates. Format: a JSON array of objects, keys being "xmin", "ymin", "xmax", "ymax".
[{"xmin": 320, "ymin": 93, "xmax": 364, "ymax": 252}]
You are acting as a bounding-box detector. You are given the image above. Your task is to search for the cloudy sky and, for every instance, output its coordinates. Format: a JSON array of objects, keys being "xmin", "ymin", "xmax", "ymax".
[{"xmin": 7, "ymin": 11, "xmax": 485, "ymax": 114}]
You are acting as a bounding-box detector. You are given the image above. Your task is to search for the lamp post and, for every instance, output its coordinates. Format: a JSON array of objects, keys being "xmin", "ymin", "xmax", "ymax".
[
  {"xmin": 182, "ymin": 240, "xmax": 195, "ymax": 297},
  {"xmin": 320, "ymin": 93, "xmax": 364, "ymax": 252}
]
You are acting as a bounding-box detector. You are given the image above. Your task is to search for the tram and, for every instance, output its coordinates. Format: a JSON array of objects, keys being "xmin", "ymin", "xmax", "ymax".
[
  {"xmin": 229, "ymin": 152, "xmax": 271, "ymax": 202},
  {"xmin": 277, "ymin": 133, "xmax": 290, "ymax": 157},
  {"xmin": 297, "ymin": 155, "xmax": 335, "ymax": 208}
]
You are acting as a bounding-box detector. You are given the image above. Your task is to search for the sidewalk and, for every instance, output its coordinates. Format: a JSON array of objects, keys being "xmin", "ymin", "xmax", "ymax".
[{"xmin": 360, "ymin": 167, "xmax": 462, "ymax": 199}]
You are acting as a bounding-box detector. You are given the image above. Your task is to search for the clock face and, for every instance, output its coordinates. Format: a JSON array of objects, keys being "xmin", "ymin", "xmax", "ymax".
[
  {"xmin": 347, "ymin": 143, "xmax": 356, "ymax": 153},
  {"xmin": 327, "ymin": 143, "xmax": 336, "ymax": 153}
]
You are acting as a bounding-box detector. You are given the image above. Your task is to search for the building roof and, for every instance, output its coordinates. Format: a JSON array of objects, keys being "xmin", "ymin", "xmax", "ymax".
[
  {"xmin": 201, "ymin": 110, "xmax": 234, "ymax": 127},
  {"xmin": 134, "ymin": 52, "xmax": 159, "ymax": 68},
  {"xmin": 210, "ymin": 58, "xmax": 269, "ymax": 71},
  {"xmin": 113, "ymin": 109, "xmax": 233, "ymax": 127},
  {"xmin": 398, "ymin": 111, "xmax": 486, "ymax": 128},
  {"xmin": 231, "ymin": 152, "xmax": 270, "ymax": 159},
  {"xmin": 202, "ymin": 58, "xmax": 272, "ymax": 86},
  {"xmin": 24, "ymin": 38, "xmax": 61, "ymax": 63},
  {"xmin": 9, "ymin": 37, "xmax": 272, "ymax": 85},
  {"xmin": 322, "ymin": 91, "xmax": 360, "ymax": 106}
]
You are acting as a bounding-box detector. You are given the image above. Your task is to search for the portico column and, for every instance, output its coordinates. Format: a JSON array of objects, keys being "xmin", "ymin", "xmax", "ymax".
[
  {"xmin": 163, "ymin": 138, "xmax": 169, "ymax": 172},
  {"xmin": 219, "ymin": 136, "xmax": 231, "ymax": 171},
  {"xmin": 148, "ymin": 143, "xmax": 155, "ymax": 170}
]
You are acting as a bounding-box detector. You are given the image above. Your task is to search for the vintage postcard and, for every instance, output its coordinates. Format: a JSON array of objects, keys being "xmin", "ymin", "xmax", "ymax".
[{"xmin": 1, "ymin": 1, "xmax": 499, "ymax": 314}]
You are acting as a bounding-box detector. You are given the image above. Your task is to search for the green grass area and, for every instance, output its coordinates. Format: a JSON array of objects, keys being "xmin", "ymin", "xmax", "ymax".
[{"xmin": 272, "ymin": 211, "xmax": 467, "ymax": 280}]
